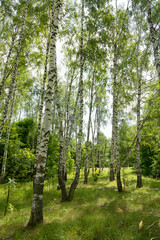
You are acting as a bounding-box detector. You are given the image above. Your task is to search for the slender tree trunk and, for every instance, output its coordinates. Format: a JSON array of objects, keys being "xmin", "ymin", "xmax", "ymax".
[
  {"xmin": 28, "ymin": 0, "xmax": 62, "ymax": 226},
  {"xmin": 112, "ymin": 20, "xmax": 122, "ymax": 190},
  {"xmin": 146, "ymin": 0, "xmax": 160, "ymax": 83},
  {"xmin": 84, "ymin": 69, "xmax": 95, "ymax": 183},
  {"xmin": 110, "ymin": 43, "xmax": 117, "ymax": 181},
  {"xmin": 0, "ymin": 32, "xmax": 16, "ymax": 99},
  {"xmin": 99, "ymin": 139, "xmax": 101, "ymax": 173},
  {"xmin": 115, "ymin": 92, "xmax": 122, "ymax": 192},
  {"xmin": 103, "ymin": 141, "xmax": 107, "ymax": 170},
  {"xmin": 63, "ymin": 62, "xmax": 77, "ymax": 181},
  {"xmin": 0, "ymin": 0, "xmax": 29, "ymax": 139},
  {"xmin": 36, "ymin": 32, "xmax": 50, "ymax": 159},
  {"xmin": 54, "ymin": 51, "xmax": 68, "ymax": 201},
  {"xmin": 67, "ymin": 0, "xmax": 84, "ymax": 201},
  {"xmin": 94, "ymin": 110, "xmax": 98, "ymax": 172},
  {"xmin": 0, "ymin": 87, "xmax": 16, "ymax": 183},
  {"xmin": 96, "ymin": 104, "xmax": 101, "ymax": 173},
  {"xmin": 91, "ymin": 120, "xmax": 95, "ymax": 176},
  {"xmin": 136, "ymin": 44, "xmax": 143, "ymax": 188},
  {"xmin": 121, "ymin": 115, "xmax": 148, "ymax": 167}
]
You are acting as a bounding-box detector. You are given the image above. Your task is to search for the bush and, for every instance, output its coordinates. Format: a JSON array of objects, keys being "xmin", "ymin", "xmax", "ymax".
[{"xmin": 151, "ymin": 153, "xmax": 160, "ymax": 178}]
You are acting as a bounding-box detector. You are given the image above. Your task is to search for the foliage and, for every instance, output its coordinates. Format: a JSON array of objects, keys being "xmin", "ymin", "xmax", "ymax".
[{"xmin": 4, "ymin": 178, "xmax": 16, "ymax": 216}]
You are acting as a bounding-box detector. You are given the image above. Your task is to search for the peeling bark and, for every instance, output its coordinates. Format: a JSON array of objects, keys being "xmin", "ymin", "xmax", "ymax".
[{"xmin": 36, "ymin": 32, "xmax": 50, "ymax": 159}]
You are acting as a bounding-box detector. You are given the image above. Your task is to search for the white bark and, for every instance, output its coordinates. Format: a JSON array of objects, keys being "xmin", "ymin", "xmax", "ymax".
[
  {"xmin": 28, "ymin": 0, "xmax": 62, "ymax": 226},
  {"xmin": 36, "ymin": 32, "xmax": 50, "ymax": 159},
  {"xmin": 0, "ymin": 85, "xmax": 16, "ymax": 183},
  {"xmin": 0, "ymin": 32, "xmax": 16, "ymax": 99}
]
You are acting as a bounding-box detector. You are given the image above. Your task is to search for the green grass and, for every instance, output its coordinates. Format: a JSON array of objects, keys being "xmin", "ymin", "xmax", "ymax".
[{"xmin": 0, "ymin": 168, "xmax": 160, "ymax": 240}]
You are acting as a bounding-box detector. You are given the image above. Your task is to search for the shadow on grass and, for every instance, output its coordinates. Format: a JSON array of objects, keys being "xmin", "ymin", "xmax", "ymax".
[
  {"xmin": 7, "ymin": 196, "xmax": 160, "ymax": 240},
  {"xmin": 1, "ymin": 170, "xmax": 160, "ymax": 240}
]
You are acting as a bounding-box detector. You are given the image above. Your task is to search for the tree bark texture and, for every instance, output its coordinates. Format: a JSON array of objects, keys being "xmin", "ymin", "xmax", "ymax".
[
  {"xmin": 36, "ymin": 32, "xmax": 50, "ymax": 159},
  {"xmin": 28, "ymin": 0, "xmax": 62, "ymax": 226}
]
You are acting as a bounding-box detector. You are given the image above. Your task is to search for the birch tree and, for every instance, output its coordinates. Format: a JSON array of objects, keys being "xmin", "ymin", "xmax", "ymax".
[
  {"xmin": 0, "ymin": 0, "xmax": 29, "ymax": 139},
  {"xmin": 36, "ymin": 32, "xmax": 50, "ymax": 159},
  {"xmin": 0, "ymin": 82, "xmax": 17, "ymax": 183},
  {"xmin": 28, "ymin": 0, "xmax": 62, "ymax": 226},
  {"xmin": 59, "ymin": 0, "xmax": 84, "ymax": 202},
  {"xmin": 146, "ymin": 0, "xmax": 160, "ymax": 83},
  {"xmin": 84, "ymin": 68, "xmax": 95, "ymax": 183},
  {"xmin": 0, "ymin": 31, "xmax": 16, "ymax": 99}
]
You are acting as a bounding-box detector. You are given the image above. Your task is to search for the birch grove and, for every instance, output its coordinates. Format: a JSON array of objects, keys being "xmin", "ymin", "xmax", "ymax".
[{"xmin": 0, "ymin": 0, "xmax": 160, "ymax": 231}]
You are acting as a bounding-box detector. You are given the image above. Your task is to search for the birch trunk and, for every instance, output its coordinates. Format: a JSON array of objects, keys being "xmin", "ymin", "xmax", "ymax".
[
  {"xmin": 54, "ymin": 53, "xmax": 68, "ymax": 201},
  {"xmin": 121, "ymin": 112, "xmax": 149, "ymax": 167},
  {"xmin": 28, "ymin": 0, "xmax": 61, "ymax": 226},
  {"xmin": 0, "ymin": 87, "xmax": 16, "ymax": 183},
  {"xmin": 0, "ymin": 32, "xmax": 16, "ymax": 99},
  {"xmin": 84, "ymin": 69, "xmax": 94, "ymax": 184},
  {"xmin": 96, "ymin": 104, "xmax": 101, "ymax": 173},
  {"xmin": 136, "ymin": 44, "xmax": 143, "ymax": 188},
  {"xmin": 0, "ymin": 0, "xmax": 29, "ymax": 139},
  {"xmin": 67, "ymin": 0, "xmax": 84, "ymax": 201},
  {"xmin": 110, "ymin": 43, "xmax": 117, "ymax": 181},
  {"xmin": 146, "ymin": 0, "xmax": 160, "ymax": 83},
  {"xmin": 91, "ymin": 120, "xmax": 96, "ymax": 176},
  {"xmin": 36, "ymin": 32, "xmax": 50, "ymax": 159},
  {"xmin": 115, "ymin": 92, "xmax": 122, "ymax": 192},
  {"xmin": 94, "ymin": 110, "xmax": 98, "ymax": 172},
  {"xmin": 63, "ymin": 62, "xmax": 77, "ymax": 181}
]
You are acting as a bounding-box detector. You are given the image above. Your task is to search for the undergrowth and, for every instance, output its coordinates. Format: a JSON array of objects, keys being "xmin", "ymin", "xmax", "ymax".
[{"xmin": 0, "ymin": 168, "xmax": 160, "ymax": 240}]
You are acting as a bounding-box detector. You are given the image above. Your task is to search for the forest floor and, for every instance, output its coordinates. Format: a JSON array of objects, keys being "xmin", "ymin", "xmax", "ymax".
[{"xmin": 0, "ymin": 168, "xmax": 160, "ymax": 240}]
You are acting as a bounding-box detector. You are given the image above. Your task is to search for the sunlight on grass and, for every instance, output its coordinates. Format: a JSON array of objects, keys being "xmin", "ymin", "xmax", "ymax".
[{"xmin": 0, "ymin": 168, "xmax": 160, "ymax": 240}]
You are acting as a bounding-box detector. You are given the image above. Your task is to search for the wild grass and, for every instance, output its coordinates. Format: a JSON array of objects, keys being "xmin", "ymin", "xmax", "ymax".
[{"xmin": 0, "ymin": 168, "xmax": 160, "ymax": 240}]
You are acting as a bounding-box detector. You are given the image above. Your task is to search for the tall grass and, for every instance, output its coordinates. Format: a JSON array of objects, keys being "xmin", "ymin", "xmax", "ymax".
[{"xmin": 0, "ymin": 168, "xmax": 160, "ymax": 240}]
